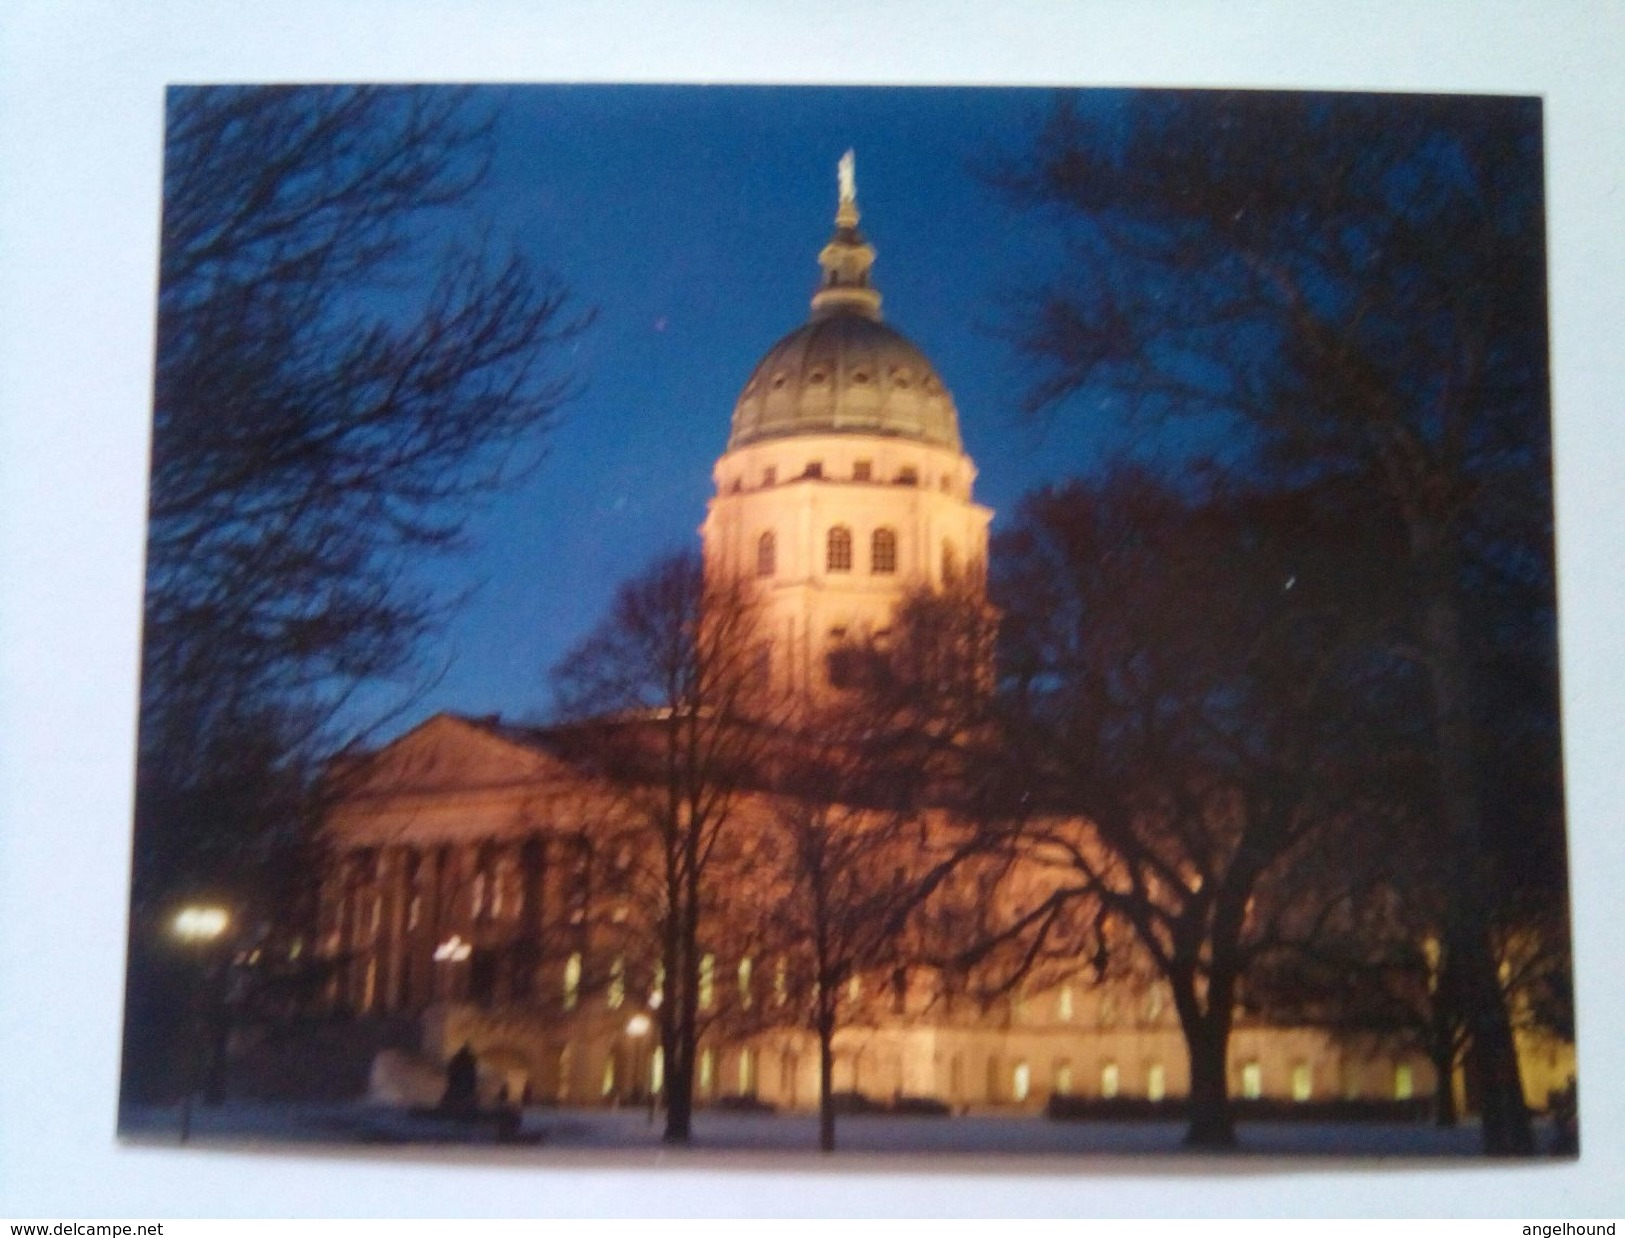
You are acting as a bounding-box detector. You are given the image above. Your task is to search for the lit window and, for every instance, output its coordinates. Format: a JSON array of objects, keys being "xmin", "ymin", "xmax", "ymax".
[
  {"xmin": 471, "ymin": 874, "xmax": 486, "ymax": 918},
  {"xmin": 1054, "ymin": 1061, "xmax": 1073, "ymax": 1097},
  {"xmin": 1394, "ymin": 1063, "xmax": 1414, "ymax": 1101},
  {"xmin": 1100, "ymin": 1061, "xmax": 1120, "ymax": 1099},
  {"xmin": 1012, "ymin": 1061, "xmax": 1031, "ymax": 1102},
  {"xmin": 827, "ymin": 526, "xmax": 852, "ymax": 572},
  {"xmin": 650, "ymin": 1046, "xmax": 664, "ymax": 1095},
  {"xmin": 563, "ymin": 952, "xmax": 581, "ymax": 1011},
  {"xmin": 1292, "ymin": 1063, "xmax": 1312, "ymax": 1102},
  {"xmin": 847, "ymin": 973, "xmax": 861, "ymax": 1003},
  {"xmin": 853, "ymin": 460, "xmax": 872, "ymax": 481},
  {"xmin": 737, "ymin": 957, "xmax": 753, "ymax": 1009},
  {"xmin": 739, "ymin": 1047, "xmax": 756, "ymax": 1096},
  {"xmin": 601, "ymin": 1056, "xmax": 616, "ymax": 1097},
  {"xmin": 608, "ymin": 955, "xmax": 625, "ymax": 1009},
  {"xmin": 774, "ymin": 957, "xmax": 788, "ymax": 1006},
  {"xmin": 871, "ymin": 528, "xmax": 897, "ymax": 574},
  {"xmin": 699, "ymin": 953, "xmax": 715, "ymax": 1010},
  {"xmin": 407, "ymin": 895, "xmax": 421, "ymax": 932},
  {"xmin": 1148, "ymin": 1064, "xmax": 1166, "ymax": 1102},
  {"xmin": 699, "ymin": 1048, "xmax": 715, "ymax": 1096},
  {"xmin": 1242, "ymin": 1061, "xmax": 1262, "ymax": 1100},
  {"xmin": 757, "ymin": 531, "xmax": 776, "ymax": 577},
  {"xmin": 1057, "ymin": 985, "xmax": 1074, "ymax": 1022},
  {"xmin": 651, "ymin": 962, "xmax": 664, "ymax": 1008}
]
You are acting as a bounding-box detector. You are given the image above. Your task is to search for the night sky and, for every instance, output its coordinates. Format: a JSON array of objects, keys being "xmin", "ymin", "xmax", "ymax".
[{"xmin": 372, "ymin": 85, "xmax": 1127, "ymax": 730}]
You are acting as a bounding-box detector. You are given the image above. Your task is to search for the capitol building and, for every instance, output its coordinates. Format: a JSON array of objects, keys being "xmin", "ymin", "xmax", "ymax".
[{"xmin": 316, "ymin": 157, "xmax": 1489, "ymax": 1118}]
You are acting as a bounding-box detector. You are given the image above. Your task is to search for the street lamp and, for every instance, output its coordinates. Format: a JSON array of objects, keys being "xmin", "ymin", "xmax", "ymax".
[{"xmin": 172, "ymin": 904, "xmax": 230, "ymax": 1143}]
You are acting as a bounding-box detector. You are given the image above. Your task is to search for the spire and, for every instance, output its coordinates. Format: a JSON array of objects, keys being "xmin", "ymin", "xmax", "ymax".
[{"xmin": 811, "ymin": 149, "xmax": 882, "ymax": 320}]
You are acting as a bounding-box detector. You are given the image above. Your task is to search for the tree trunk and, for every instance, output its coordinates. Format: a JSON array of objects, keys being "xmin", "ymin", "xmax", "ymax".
[
  {"xmin": 1432, "ymin": 1047, "xmax": 1459, "ymax": 1128},
  {"xmin": 1183, "ymin": 1017, "xmax": 1237, "ymax": 1149},
  {"xmin": 818, "ymin": 1014, "xmax": 836, "ymax": 1153},
  {"xmin": 663, "ymin": 1050, "xmax": 693, "ymax": 1144},
  {"xmin": 1414, "ymin": 526, "xmax": 1533, "ymax": 1155}
]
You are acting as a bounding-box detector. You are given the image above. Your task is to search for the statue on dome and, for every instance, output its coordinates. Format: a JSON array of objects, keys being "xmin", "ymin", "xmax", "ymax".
[{"xmin": 838, "ymin": 149, "xmax": 856, "ymax": 205}]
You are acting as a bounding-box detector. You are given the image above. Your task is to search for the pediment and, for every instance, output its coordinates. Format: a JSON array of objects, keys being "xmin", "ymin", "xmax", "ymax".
[{"xmin": 333, "ymin": 714, "xmax": 575, "ymax": 799}]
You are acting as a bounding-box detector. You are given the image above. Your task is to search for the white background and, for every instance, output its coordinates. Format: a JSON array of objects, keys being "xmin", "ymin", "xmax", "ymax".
[{"xmin": 1, "ymin": 0, "xmax": 1621, "ymax": 1218}]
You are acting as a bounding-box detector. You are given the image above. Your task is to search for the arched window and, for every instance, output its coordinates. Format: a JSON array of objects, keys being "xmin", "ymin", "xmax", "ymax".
[
  {"xmin": 871, "ymin": 527, "xmax": 897, "ymax": 574},
  {"xmin": 756, "ymin": 530, "xmax": 776, "ymax": 577},
  {"xmin": 827, "ymin": 526, "xmax": 852, "ymax": 572}
]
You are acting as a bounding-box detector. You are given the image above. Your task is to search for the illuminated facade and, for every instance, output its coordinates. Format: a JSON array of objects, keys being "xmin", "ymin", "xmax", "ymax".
[{"xmin": 316, "ymin": 157, "xmax": 1569, "ymax": 1116}]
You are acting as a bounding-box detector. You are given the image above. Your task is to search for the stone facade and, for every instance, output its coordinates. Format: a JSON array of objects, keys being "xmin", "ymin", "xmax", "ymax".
[{"xmin": 314, "ymin": 157, "xmax": 1533, "ymax": 1117}]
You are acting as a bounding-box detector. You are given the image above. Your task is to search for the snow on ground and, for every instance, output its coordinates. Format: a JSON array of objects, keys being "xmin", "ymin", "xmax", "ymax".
[{"xmin": 119, "ymin": 1100, "xmax": 1520, "ymax": 1159}]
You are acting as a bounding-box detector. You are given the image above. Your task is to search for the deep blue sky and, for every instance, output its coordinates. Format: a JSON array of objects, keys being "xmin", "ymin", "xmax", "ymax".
[{"xmin": 377, "ymin": 85, "xmax": 1127, "ymax": 729}]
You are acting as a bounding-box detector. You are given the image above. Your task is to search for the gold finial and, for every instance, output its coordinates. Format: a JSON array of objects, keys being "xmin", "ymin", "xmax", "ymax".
[{"xmin": 836, "ymin": 149, "xmax": 859, "ymax": 228}]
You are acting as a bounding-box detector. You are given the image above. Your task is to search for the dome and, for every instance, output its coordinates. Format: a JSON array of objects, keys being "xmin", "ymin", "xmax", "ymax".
[
  {"xmin": 725, "ymin": 150, "xmax": 963, "ymax": 454},
  {"xmin": 728, "ymin": 314, "xmax": 962, "ymax": 452}
]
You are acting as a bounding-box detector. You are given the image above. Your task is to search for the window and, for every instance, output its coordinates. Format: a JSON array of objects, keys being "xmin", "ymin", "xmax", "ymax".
[
  {"xmin": 774, "ymin": 956, "xmax": 789, "ymax": 1006},
  {"xmin": 1147, "ymin": 1063, "xmax": 1167, "ymax": 1103},
  {"xmin": 1057, "ymin": 985, "xmax": 1074, "ymax": 1022},
  {"xmin": 563, "ymin": 952, "xmax": 581, "ymax": 1011},
  {"xmin": 1012, "ymin": 1061, "xmax": 1031, "ymax": 1102},
  {"xmin": 407, "ymin": 894, "xmax": 421, "ymax": 932},
  {"xmin": 803, "ymin": 460, "xmax": 823, "ymax": 479},
  {"xmin": 941, "ymin": 541, "xmax": 958, "ymax": 582},
  {"xmin": 1292, "ymin": 1062, "xmax": 1313, "ymax": 1102},
  {"xmin": 1241, "ymin": 1060, "xmax": 1262, "ymax": 1100},
  {"xmin": 826, "ymin": 526, "xmax": 852, "ymax": 572},
  {"xmin": 470, "ymin": 873, "xmax": 487, "ymax": 919},
  {"xmin": 601, "ymin": 1056, "xmax": 616, "ymax": 1097},
  {"xmin": 871, "ymin": 528, "xmax": 897, "ymax": 574},
  {"xmin": 739, "ymin": 1047, "xmax": 757, "ymax": 1097},
  {"xmin": 896, "ymin": 466, "xmax": 918, "ymax": 486},
  {"xmin": 608, "ymin": 955, "xmax": 625, "ymax": 1009},
  {"xmin": 757, "ymin": 531, "xmax": 776, "ymax": 577},
  {"xmin": 847, "ymin": 973, "xmax": 861, "ymax": 1003},
  {"xmin": 762, "ymin": 466, "xmax": 777, "ymax": 486},
  {"xmin": 1394, "ymin": 1063, "xmax": 1414, "ymax": 1101},
  {"xmin": 1054, "ymin": 1061, "xmax": 1073, "ymax": 1097},
  {"xmin": 699, "ymin": 1048, "xmax": 715, "ymax": 1096},
  {"xmin": 737, "ymin": 957, "xmax": 754, "ymax": 1009},
  {"xmin": 699, "ymin": 953, "xmax": 715, "ymax": 1010},
  {"xmin": 1100, "ymin": 1061, "xmax": 1120, "ymax": 1099},
  {"xmin": 650, "ymin": 1046, "xmax": 664, "ymax": 1096},
  {"xmin": 853, "ymin": 459, "xmax": 872, "ymax": 481}
]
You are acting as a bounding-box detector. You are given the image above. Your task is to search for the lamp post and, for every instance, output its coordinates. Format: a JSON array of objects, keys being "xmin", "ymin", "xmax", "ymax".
[
  {"xmin": 625, "ymin": 1011, "xmax": 653, "ymax": 1120},
  {"xmin": 172, "ymin": 904, "xmax": 230, "ymax": 1143}
]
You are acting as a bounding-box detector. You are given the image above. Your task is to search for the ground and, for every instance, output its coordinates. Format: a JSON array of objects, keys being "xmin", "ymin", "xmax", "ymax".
[{"xmin": 118, "ymin": 1101, "xmax": 1552, "ymax": 1159}]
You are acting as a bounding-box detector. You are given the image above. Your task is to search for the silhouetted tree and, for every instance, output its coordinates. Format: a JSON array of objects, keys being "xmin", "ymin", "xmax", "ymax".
[
  {"xmin": 992, "ymin": 470, "xmax": 1412, "ymax": 1146},
  {"xmin": 128, "ymin": 85, "xmax": 587, "ymax": 1099},
  {"xmin": 1000, "ymin": 90, "xmax": 1560, "ymax": 1153},
  {"xmin": 552, "ymin": 549, "xmax": 780, "ymax": 1144}
]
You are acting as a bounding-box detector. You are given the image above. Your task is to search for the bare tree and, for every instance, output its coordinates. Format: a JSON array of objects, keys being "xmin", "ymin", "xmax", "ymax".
[
  {"xmin": 551, "ymin": 549, "xmax": 782, "ymax": 1143},
  {"xmin": 998, "ymin": 90, "xmax": 1560, "ymax": 1153},
  {"xmin": 991, "ymin": 471, "xmax": 1411, "ymax": 1147},
  {"xmin": 127, "ymin": 85, "xmax": 588, "ymax": 1101}
]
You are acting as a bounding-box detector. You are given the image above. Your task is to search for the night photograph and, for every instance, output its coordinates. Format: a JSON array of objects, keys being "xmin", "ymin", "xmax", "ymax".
[{"xmin": 111, "ymin": 82, "xmax": 1576, "ymax": 1162}]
